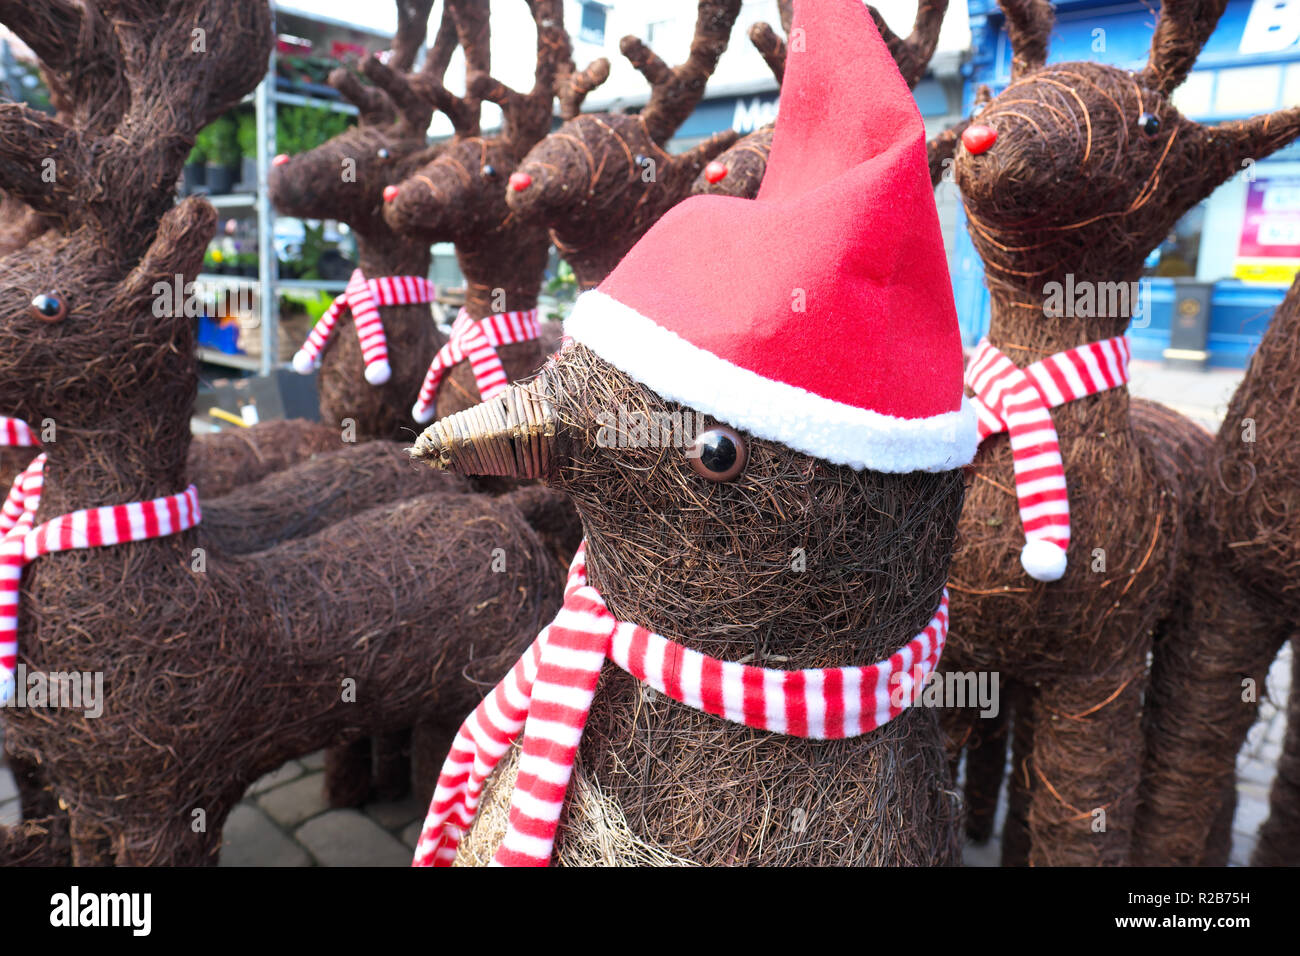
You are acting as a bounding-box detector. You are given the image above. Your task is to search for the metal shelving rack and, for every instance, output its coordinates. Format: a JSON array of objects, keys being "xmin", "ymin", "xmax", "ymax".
[{"xmin": 196, "ymin": 3, "xmax": 389, "ymax": 375}]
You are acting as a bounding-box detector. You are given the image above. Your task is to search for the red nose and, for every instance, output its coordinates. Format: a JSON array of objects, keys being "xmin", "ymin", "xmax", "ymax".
[
  {"xmin": 961, "ymin": 125, "xmax": 997, "ymax": 155},
  {"xmin": 508, "ymin": 171, "xmax": 532, "ymax": 192},
  {"xmin": 272, "ymin": 154, "xmax": 291, "ymax": 167},
  {"xmin": 383, "ymin": 185, "xmax": 400, "ymax": 203},
  {"xmin": 704, "ymin": 160, "xmax": 728, "ymax": 184}
]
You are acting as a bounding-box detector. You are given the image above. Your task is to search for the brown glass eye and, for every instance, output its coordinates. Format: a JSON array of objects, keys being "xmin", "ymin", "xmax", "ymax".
[
  {"xmin": 688, "ymin": 425, "xmax": 747, "ymax": 482},
  {"xmin": 29, "ymin": 293, "xmax": 67, "ymax": 323}
]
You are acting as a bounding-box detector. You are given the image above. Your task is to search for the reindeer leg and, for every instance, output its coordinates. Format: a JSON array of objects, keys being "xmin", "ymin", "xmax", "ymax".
[
  {"xmin": 370, "ymin": 730, "xmax": 412, "ymax": 803},
  {"xmin": 69, "ymin": 809, "xmax": 113, "ymax": 867},
  {"xmin": 1134, "ymin": 563, "xmax": 1285, "ymax": 865},
  {"xmin": 963, "ymin": 697, "xmax": 1010, "ymax": 845},
  {"xmin": 1253, "ymin": 641, "xmax": 1300, "ymax": 866},
  {"xmin": 1027, "ymin": 670, "xmax": 1145, "ymax": 866},
  {"xmin": 324, "ymin": 738, "xmax": 373, "ymax": 808},
  {"xmin": 1001, "ymin": 681, "xmax": 1035, "ymax": 866}
]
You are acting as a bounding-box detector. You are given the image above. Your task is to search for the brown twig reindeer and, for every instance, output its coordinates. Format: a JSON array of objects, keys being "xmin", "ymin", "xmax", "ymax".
[
  {"xmin": 1137, "ymin": 273, "xmax": 1300, "ymax": 866},
  {"xmin": 268, "ymin": 0, "xmax": 453, "ymax": 440},
  {"xmin": 381, "ymin": 0, "xmax": 569, "ymax": 417},
  {"xmin": 692, "ymin": 0, "xmax": 951, "ymax": 198},
  {"xmin": 0, "ymin": 0, "xmax": 562, "ymax": 866},
  {"xmin": 504, "ymin": 0, "xmax": 742, "ymax": 290},
  {"xmin": 943, "ymin": 0, "xmax": 1300, "ymax": 866}
]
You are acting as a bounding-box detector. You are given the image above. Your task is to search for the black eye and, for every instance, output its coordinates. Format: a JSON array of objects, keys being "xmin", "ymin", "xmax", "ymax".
[
  {"xmin": 481, "ymin": 164, "xmax": 496, "ymax": 178},
  {"xmin": 30, "ymin": 293, "xmax": 67, "ymax": 323},
  {"xmin": 688, "ymin": 426, "xmax": 747, "ymax": 482},
  {"xmin": 633, "ymin": 153, "xmax": 648, "ymax": 168},
  {"xmin": 377, "ymin": 148, "xmax": 391, "ymax": 159},
  {"xmin": 1138, "ymin": 112, "xmax": 1160, "ymax": 136}
]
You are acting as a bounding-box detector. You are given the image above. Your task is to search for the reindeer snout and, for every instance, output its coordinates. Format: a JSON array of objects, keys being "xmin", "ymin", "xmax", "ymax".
[
  {"xmin": 961, "ymin": 124, "xmax": 998, "ymax": 155},
  {"xmin": 410, "ymin": 378, "xmax": 562, "ymax": 481}
]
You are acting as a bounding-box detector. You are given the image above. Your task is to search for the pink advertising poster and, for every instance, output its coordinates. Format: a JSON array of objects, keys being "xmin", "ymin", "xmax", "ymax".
[{"xmin": 1235, "ymin": 175, "xmax": 1300, "ymax": 284}]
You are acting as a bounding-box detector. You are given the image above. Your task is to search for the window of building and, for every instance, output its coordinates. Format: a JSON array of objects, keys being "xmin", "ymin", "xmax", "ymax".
[{"xmin": 579, "ymin": 2, "xmax": 607, "ymax": 45}]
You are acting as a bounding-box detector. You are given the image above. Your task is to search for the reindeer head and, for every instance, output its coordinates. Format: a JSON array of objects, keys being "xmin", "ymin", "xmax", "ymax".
[
  {"xmin": 691, "ymin": 0, "xmax": 949, "ymax": 198},
  {"xmin": 504, "ymin": 0, "xmax": 743, "ymax": 288},
  {"xmin": 383, "ymin": 0, "xmax": 567, "ymax": 258},
  {"xmin": 269, "ymin": 0, "xmax": 447, "ymax": 261},
  {"xmin": 954, "ymin": 0, "xmax": 1300, "ymax": 304},
  {"xmin": 0, "ymin": 0, "xmax": 271, "ymax": 429}
]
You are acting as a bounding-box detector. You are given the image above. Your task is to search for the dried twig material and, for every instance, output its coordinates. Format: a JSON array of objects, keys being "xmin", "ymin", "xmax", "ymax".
[
  {"xmin": 939, "ymin": 0, "xmax": 1299, "ymax": 865},
  {"xmin": 692, "ymin": 0, "xmax": 950, "ymax": 198},
  {"xmin": 0, "ymin": 0, "xmax": 567, "ymax": 866},
  {"xmin": 414, "ymin": 344, "xmax": 966, "ymax": 865},
  {"xmin": 269, "ymin": 0, "xmax": 450, "ymax": 439},
  {"xmin": 1137, "ymin": 274, "xmax": 1300, "ymax": 866},
  {"xmin": 186, "ymin": 421, "xmax": 344, "ymax": 499},
  {"xmin": 505, "ymin": 0, "xmax": 743, "ymax": 288},
  {"xmin": 384, "ymin": 0, "xmax": 570, "ymax": 418}
]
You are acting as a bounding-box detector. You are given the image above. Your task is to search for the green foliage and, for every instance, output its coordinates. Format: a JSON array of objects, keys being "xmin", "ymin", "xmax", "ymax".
[
  {"xmin": 199, "ymin": 114, "xmax": 241, "ymax": 167},
  {"xmin": 236, "ymin": 110, "xmax": 258, "ymax": 160},
  {"xmin": 275, "ymin": 104, "xmax": 354, "ymax": 158},
  {"xmin": 544, "ymin": 259, "xmax": 578, "ymax": 321}
]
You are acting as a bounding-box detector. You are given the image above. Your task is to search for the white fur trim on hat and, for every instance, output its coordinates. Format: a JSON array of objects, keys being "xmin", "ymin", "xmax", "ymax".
[{"xmin": 565, "ymin": 290, "xmax": 978, "ymax": 473}]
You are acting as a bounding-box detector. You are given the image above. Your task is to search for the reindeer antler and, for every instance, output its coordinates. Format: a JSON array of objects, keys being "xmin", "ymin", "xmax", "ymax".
[
  {"xmin": 868, "ymin": 0, "xmax": 948, "ymax": 89},
  {"xmin": 998, "ymin": 0, "xmax": 1053, "ymax": 80},
  {"xmin": 468, "ymin": 0, "xmax": 570, "ymax": 158},
  {"xmin": 620, "ymin": 0, "xmax": 743, "ymax": 144},
  {"xmin": 748, "ymin": 0, "xmax": 793, "ymax": 82},
  {"xmin": 1140, "ymin": 0, "xmax": 1230, "ymax": 95},
  {"xmin": 555, "ymin": 57, "xmax": 611, "ymax": 121},
  {"xmin": 407, "ymin": 0, "xmax": 491, "ymax": 138},
  {"xmin": 328, "ymin": 0, "xmax": 441, "ymax": 136},
  {"xmin": 0, "ymin": 0, "xmax": 271, "ymax": 240},
  {"xmin": 0, "ymin": 0, "xmax": 123, "ymax": 133}
]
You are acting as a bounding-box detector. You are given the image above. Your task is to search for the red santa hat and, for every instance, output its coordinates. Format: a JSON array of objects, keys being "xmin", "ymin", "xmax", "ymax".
[{"xmin": 563, "ymin": 0, "xmax": 975, "ymax": 473}]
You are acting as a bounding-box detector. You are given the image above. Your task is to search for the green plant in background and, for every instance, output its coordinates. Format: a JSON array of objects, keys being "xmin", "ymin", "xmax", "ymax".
[
  {"xmin": 236, "ymin": 110, "xmax": 258, "ymax": 160},
  {"xmin": 201, "ymin": 114, "xmax": 241, "ymax": 168},
  {"xmin": 544, "ymin": 259, "xmax": 578, "ymax": 321},
  {"xmin": 186, "ymin": 143, "xmax": 206, "ymax": 166},
  {"xmin": 280, "ymin": 289, "xmax": 336, "ymax": 326},
  {"xmin": 275, "ymin": 104, "xmax": 353, "ymax": 157}
]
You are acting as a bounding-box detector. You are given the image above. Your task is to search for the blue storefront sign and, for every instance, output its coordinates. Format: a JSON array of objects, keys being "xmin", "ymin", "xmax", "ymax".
[{"xmin": 955, "ymin": 0, "xmax": 1300, "ymax": 367}]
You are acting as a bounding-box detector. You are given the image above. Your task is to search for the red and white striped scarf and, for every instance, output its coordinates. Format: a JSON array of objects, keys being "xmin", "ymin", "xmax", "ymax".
[
  {"xmin": 965, "ymin": 336, "xmax": 1130, "ymax": 582},
  {"xmin": 0, "ymin": 455, "xmax": 200, "ymax": 704},
  {"xmin": 411, "ymin": 307, "xmax": 542, "ymax": 425},
  {"xmin": 291, "ymin": 269, "xmax": 437, "ymax": 386},
  {"xmin": 0, "ymin": 417, "xmax": 36, "ymax": 448},
  {"xmin": 413, "ymin": 541, "xmax": 950, "ymax": 867}
]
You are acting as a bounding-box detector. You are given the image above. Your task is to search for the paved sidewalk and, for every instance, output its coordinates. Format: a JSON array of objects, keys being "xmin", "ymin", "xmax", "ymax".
[{"xmin": 0, "ymin": 360, "xmax": 1286, "ymax": 865}]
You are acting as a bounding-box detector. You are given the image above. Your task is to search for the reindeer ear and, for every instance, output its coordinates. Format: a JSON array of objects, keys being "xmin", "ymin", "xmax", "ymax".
[
  {"xmin": 119, "ymin": 198, "xmax": 217, "ymax": 307},
  {"xmin": 1140, "ymin": 0, "xmax": 1229, "ymax": 96}
]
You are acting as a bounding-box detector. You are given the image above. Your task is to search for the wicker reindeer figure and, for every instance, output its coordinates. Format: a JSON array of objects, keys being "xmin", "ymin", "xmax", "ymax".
[
  {"xmin": 939, "ymin": 0, "xmax": 1300, "ymax": 866},
  {"xmin": 407, "ymin": 0, "xmax": 976, "ymax": 867},
  {"xmin": 382, "ymin": 0, "xmax": 570, "ymax": 427},
  {"xmin": 1137, "ymin": 273, "xmax": 1300, "ymax": 867},
  {"xmin": 693, "ymin": 0, "xmax": 952, "ymax": 198},
  {"xmin": 268, "ymin": 0, "xmax": 455, "ymax": 440},
  {"xmin": 502, "ymin": 0, "xmax": 742, "ymax": 290},
  {"xmin": 0, "ymin": 0, "xmax": 563, "ymax": 866}
]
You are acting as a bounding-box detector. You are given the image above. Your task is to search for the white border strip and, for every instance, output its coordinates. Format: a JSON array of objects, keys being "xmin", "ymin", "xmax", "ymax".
[{"xmin": 565, "ymin": 290, "xmax": 977, "ymax": 473}]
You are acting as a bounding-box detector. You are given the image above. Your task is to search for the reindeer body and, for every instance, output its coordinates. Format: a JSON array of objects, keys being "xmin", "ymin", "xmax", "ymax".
[
  {"xmin": 1137, "ymin": 274, "xmax": 1300, "ymax": 866},
  {"xmin": 943, "ymin": 0, "xmax": 1300, "ymax": 865}
]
